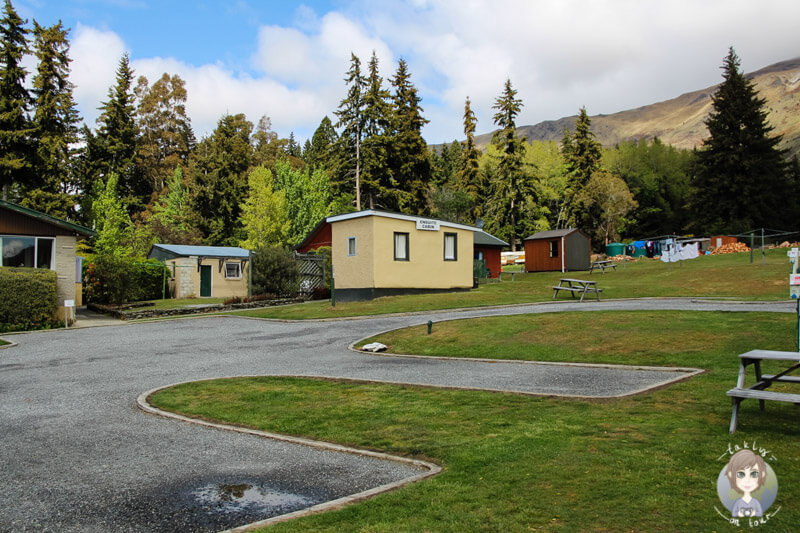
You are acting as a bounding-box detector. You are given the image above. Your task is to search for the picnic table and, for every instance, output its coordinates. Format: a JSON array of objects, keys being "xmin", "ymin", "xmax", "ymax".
[
  {"xmin": 726, "ymin": 349, "xmax": 800, "ymax": 433},
  {"xmin": 552, "ymin": 278, "xmax": 602, "ymax": 302},
  {"xmin": 590, "ymin": 259, "xmax": 617, "ymax": 274}
]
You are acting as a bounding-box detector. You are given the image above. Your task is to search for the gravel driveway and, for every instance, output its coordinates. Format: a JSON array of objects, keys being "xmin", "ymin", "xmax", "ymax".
[{"xmin": 0, "ymin": 298, "xmax": 792, "ymax": 531}]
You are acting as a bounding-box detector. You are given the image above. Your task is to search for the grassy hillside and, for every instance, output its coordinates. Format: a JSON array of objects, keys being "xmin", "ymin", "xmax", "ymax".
[{"xmin": 474, "ymin": 57, "xmax": 800, "ymax": 158}]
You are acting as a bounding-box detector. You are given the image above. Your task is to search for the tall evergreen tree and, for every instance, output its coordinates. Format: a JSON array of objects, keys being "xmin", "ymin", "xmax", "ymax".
[
  {"xmin": 690, "ymin": 47, "xmax": 792, "ymax": 234},
  {"xmin": 360, "ymin": 51, "xmax": 392, "ymax": 209},
  {"xmin": 145, "ymin": 166, "xmax": 201, "ymax": 244},
  {"xmin": 303, "ymin": 115, "xmax": 338, "ymax": 170},
  {"xmin": 95, "ymin": 53, "xmax": 144, "ymax": 214},
  {"xmin": 335, "ymin": 53, "xmax": 366, "ymax": 210},
  {"xmin": 0, "ymin": 0, "xmax": 33, "ymax": 201},
  {"xmin": 485, "ymin": 79, "xmax": 535, "ymax": 250},
  {"xmin": 562, "ymin": 106, "xmax": 602, "ymax": 230},
  {"xmin": 189, "ymin": 113, "xmax": 253, "ymax": 245},
  {"xmin": 25, "ymin": 20, "xmax": 81, "ymax": 218},
  {"xmin": 388, "ymin": 58, "xmax": 430, "ymax": 215},
  {"xmin": 456, "ymin": 96, "xmax": 482, "ymax": 218},
  {"xmin": 135, "ymin": 72, "xmax": 194, "ymax": 196},
  {"xmin": 252, "ymin": 115, "xmax": 285, "ymax": 168}
]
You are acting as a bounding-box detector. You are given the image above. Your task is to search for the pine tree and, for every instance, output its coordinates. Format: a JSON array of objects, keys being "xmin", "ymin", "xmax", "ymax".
[
  {"xmin": 690, "ymin": 48, "xmax": 792, "ymax": 234},
  {"xmin": 335, "ymin": 53, "xmax": 366, "ymax": 210},
  {"xmin": 456, "ymin": 96, "xmax": 482, "ymax": 218},
  {"xmin": 485, "ymin": 79, "xmax": 535, "ymax": 250},
  {"xmin": 303, "ymin": 115, "xmax": 338, "ymax": 170},
  {"xmin": 562, "ymin": 107, "xmax": 602, "ymax": 230},
  {"xmin": 95, "ymin": 53, "xmax": 144, "ymax": 214},
  {"xmin": 25, "ymin": 20, "xmax": 81, "ymax": 218},
  {"xmin": 146, "ymin": 166, "xmax": 201, "ymax": 244},
  {"xmin": 135, "ymin": 72, "xmax": 194, "ymax": 196},
  {"xmin": 388, "ymin": 58, "xmax": 430, "ymax": 215},
  {"xmin": 361, "ymin": 51, "xmax": 392, "ymax": 209},
  {"xmin": 0, "ymin": 0, "xmax": 33, "ymax": 201},
  {"xmin": 190, "ymin": 113, "xmax": 253, "ymax": 245}
]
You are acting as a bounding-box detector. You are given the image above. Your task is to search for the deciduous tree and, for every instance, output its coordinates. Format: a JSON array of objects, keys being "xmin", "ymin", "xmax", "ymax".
[{"xmin": 239, "ymin": 166, "xmax": 289, "ymax": 250}]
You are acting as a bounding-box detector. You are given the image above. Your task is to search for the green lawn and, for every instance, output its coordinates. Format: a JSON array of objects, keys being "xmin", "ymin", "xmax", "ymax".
[
  {"xmin": 149, "ymin": 310, "xmax": 800, "ymax": 531},
  {"xmin": 230, "ymin": 249, "xmax": 790, "ymax": 320}
]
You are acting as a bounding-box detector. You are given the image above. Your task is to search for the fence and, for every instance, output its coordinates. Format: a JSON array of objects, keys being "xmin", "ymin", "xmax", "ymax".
[{"xmin": 295, "ymin": 252, "xmax": 326, "ymax": 296}]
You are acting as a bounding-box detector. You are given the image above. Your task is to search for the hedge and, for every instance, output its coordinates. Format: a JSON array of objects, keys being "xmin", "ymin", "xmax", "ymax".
[
  {"xmin": 0, "ymin": 267, "xmax": 59, "ymax": 332},
  {"xmin": 84, "ymin": 256, "xmax": 169, "ymax": 305}
]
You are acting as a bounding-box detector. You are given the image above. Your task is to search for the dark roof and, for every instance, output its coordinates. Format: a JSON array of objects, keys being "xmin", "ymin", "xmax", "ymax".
[
  {"xmin": 474, "ymin": 230, "xmax": 509, "ymax": 247},
  {"xmin": 0, "ymin": 199, "xmax": 95, "ymax": 237},
  {"xmin": 524, "ymin": 228, "xmax": 586, "ymax": 240},
  {"xmin": 148, "ymin": 244, "xmax": 250, "ymax": 259}
]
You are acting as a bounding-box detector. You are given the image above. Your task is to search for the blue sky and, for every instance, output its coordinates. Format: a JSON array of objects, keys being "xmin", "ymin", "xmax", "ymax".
[{"xmin": 14, "ymin": 0, "xmax": 800, "ymax": 144}]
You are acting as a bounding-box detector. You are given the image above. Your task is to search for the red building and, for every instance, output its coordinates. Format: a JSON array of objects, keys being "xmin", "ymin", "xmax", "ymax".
[{"xmin": 474, "ymin": 230, "xmax": 508, "ymax": 278}]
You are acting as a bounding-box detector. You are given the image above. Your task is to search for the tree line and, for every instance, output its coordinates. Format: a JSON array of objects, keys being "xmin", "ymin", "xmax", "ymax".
[{"xmin": 2, "ymin": 0, "xmax": 797, "ymax": 259}]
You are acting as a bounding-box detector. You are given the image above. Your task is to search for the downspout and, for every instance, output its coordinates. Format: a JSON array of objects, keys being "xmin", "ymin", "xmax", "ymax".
[{"xmin": 561, "ymin": 235, "xmax": 566, "ymax": 273}]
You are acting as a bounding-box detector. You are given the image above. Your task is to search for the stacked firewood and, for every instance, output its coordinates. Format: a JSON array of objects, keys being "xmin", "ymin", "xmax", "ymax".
[{"xmin": 710, "ymin": 242, "xmax": 751, "ymax": 254}]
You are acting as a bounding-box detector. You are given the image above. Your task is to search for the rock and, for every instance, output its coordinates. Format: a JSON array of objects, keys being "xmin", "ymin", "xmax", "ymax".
[{"xmin": 362, "ymin": 342, "xmax": 388, "ymax": 352}]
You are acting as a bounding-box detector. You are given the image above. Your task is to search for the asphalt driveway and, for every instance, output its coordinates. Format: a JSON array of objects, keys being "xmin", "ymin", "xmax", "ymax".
[{"xmin": 0, "ymin": 298, "xmax": 792, "ymax": 531}]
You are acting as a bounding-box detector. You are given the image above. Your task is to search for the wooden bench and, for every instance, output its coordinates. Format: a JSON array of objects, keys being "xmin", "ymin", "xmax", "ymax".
[
  {"xmin": 727, "ymin": 349, "xmax": 800, "ymax": 433},
  {"xmin": 552, "ymin": 279, "xmax": 602, "ymax": 302}
]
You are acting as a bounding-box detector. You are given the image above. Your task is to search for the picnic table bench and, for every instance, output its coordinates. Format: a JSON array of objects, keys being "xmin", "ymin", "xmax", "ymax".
[
  {"xmin": 727, "ymin": 349, "xmax": 800, "ymax": 433},
  {"xmin": 590, "ymin": 260, "xmax": 617, "ymax": 274},
  {"xmin": 552, "ymin": 278, "xmax": 602, "ymax": 302}
]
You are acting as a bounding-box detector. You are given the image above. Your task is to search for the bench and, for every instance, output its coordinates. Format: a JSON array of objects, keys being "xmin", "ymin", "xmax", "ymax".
[
  {"xmin": 552, "ymin": 279, "xmax": 602, "ymax": 302},
  {"xmin": 590, "ymin": 260, "xmax": 617, "ymax": 274},
  {"xmin": 727, "ymin": 349, "xmax": 800, "ymax": 433}
]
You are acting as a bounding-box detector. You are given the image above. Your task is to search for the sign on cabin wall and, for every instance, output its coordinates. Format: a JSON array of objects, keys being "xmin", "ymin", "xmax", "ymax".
[{"xmin": 416, "ymin": 219, "xmax": 440, "ymax": 231}]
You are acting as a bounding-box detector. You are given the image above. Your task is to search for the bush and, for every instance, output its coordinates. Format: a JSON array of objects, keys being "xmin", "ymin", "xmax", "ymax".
[
  {"xmin": 84, "ymin": 256, "xmax": 169, "ymax": 305},
  {"xmin": 251, "ymin": 246, "xmax": 300, "ymax": 297},
  {"xmin": 0, "ymin": 268, "xmax": 59, "ymax": 332}
]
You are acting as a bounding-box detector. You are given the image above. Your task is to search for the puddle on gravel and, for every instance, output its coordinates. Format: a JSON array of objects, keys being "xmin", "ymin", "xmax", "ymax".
[{"xmin": 191, "ymin": 481, "xmax": 313, "ymax": 516}]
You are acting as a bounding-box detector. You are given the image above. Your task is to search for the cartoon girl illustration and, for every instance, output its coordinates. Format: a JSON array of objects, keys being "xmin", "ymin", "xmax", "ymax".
[{"xmin": 725, "ymin": 449, "xmax": 767, "ymax": 517}]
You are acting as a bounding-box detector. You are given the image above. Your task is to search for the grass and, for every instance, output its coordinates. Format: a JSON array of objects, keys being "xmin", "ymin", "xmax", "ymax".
[
  {"xmin": 149, "ymin": 310, "xmax": 800, "ymax": 531},
  {"xmin": 230, "ymin": 248, "xmax": 790, "ymax": 320},
  {"xmin": 146, "ymin": 297, "xmax": 225, "ymax": 309},
  {"xmin": 0, "ymin": 339, "xmax": 8, "ymax": 346}
]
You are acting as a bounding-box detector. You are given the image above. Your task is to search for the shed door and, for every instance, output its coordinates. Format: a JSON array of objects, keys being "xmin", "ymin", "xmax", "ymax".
[{"xmin": 200, "ymin": 265, "xmax": 212, "ymax": 297}]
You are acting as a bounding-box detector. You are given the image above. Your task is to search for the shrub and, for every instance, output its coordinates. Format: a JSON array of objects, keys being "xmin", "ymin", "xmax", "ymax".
[
  {"xmin": 84, "ymin": 256, "xmax": 169, "ymax": 305},
  {"xmin": 0, "ymin": 268, "xmax": 59, "ymax": 332},
  {"xmin": 251, "ymin": 246, "xmax": 300, "ymax": 297}
]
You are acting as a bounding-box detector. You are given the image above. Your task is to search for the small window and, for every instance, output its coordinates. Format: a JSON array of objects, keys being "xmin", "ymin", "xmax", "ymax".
[
  {"xmin": 549, "ymin": 240, "xmax": 559, "ymax": 258},
  {"xmin": 347, "ymin": 236, "xmax": 357, "ymax": 256},
  {"xmin": 224, "ymin": 262, "xmax": 242, "ymax": 279},
  {"xmin": 394, "ymin": 232, "xmax": 409, "ymax": 261},
  {"xmin": 444, "ymin": 233, "xmax": 457, "ymax": 261}
]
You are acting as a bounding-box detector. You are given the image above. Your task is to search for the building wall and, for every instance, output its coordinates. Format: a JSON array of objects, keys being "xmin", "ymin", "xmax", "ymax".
[
  {"xmin": 475, "ymin": 246, "xmax": 502, "ymax": 278},
  {"xmin": 524, "ymin": 240, "xmax": 562, "ymax": 272},
  {"xmin": 331, "ymin": 217, "xmax": 376, "ymax": 290},
  {"xmin": 297, "ymin": 223, "xmax": 332, "ymax": 253},
  {"xmin": 165, "ymin": 256, "xmax": 249, "ymax": 299},
  {"xmin": 565, "ymin": 232, "xmax": 591, "ymax": 271}
]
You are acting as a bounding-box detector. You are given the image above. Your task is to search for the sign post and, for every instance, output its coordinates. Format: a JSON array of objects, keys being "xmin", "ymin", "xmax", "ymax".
[{"xmin": 64, "ymin": 299, "xmax": 75, "ymax": 328}]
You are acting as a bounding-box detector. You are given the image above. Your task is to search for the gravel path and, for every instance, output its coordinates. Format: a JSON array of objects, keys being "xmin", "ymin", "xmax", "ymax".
[{"xmin": 0, "ymin": 298, "xmax": 792, "ymax": 531}]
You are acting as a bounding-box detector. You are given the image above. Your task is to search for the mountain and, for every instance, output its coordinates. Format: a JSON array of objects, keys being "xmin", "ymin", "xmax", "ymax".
[{"xmin": 474, "ymin": 58, "xmax": 800, "ymax": 158}]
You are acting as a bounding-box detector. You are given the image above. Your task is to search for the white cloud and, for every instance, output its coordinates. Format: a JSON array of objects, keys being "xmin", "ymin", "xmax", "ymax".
[{"xmin": 70, "ymin": 24, "xmax": 127, "ymax": 127}]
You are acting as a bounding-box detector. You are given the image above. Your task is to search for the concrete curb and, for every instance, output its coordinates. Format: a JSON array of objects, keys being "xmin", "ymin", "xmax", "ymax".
[{"xmin": 137, "ymin": 379, "xmax": 442, "ymax": 531}]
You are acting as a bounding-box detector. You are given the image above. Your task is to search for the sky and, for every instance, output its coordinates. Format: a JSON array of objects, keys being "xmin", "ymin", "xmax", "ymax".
[{"xmin": 13, "ymin": 0, "xmax": 800, "ymax": 144}]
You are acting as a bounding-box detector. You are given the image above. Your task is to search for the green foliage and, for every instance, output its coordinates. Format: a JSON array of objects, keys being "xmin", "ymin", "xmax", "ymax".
[
  {"xmin": 273, "ymin": 160, "xmax": 336, "ymax": 245},
  {"xmin": 190, "ymin": 112, "xmax": 253, "ymax": 245},
  {"xmin": 690, "ymin": 48, "xmax": 794, "ymax": 234},
  {"xmin": 0, "ymin": 267, "xmax": 58, "ymax": 332},
  {"xmin": 430, "ymin": 186, "xmax": 474, "ymax": 225},
  {"xmin": 251, "ymin": 245, "xmax": 300, "ymax": 297},
  {"xmin": 238, "ymin": 165, "xmax": 289, "ymax": 249},
  {"xmin": 455, "ymin": 97, "xmax": 483, "ymax": 219},
  {"xmin": 0, "ymin": 0, "xmax": 34, "ymax": 199},
  {"xmin": 575, "ymin": 169, "xmax": 637, "ymax": 245},
  {"xmin": 563, "ymin": 106, "xmax": 603, "ymax": 229},
  {"xmin": 91, "ymin": 173, "xmax": 134, "ymax": 257},
  {"xmin": 84, "ymin": 256, "xmax": 168, "ymax": 305},
  {"xmin": 145, "ymin": 166, "xmax": 201, "ymax": 245},
  {"xmin": 335, "ymin": 53, "xmax": 366, "ymax": 210},
  {"xmin": 303, "ymin": 115, "xmax": 338, "ymax": 170}
]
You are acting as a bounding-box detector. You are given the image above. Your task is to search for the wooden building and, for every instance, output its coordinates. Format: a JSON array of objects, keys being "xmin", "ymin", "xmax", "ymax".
[
  {"xmin": 1, "ymin": 200, "xmax": 95, "ymax": 318},
  {"xmin": 474, "ymin": 230, "xmax": 508, "ymax": 278},
  {"xmin": 524, "ymin": 228, "xmax": 591, "ymax": 272}
]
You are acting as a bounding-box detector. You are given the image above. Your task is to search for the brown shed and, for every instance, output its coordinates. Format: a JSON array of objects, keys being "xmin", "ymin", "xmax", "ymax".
[{"xmin": 524, "ymin": 228, "xmax": 591, "ymax": 272}]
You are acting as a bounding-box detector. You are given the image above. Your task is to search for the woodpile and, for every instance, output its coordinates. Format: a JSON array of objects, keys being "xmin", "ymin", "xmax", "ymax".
[
  {"xmin": 776, "ymin": 241, "xmax": 800, "ymax": 248},
  {"xmin": 710, "ymin": 242, "xmax": 751, "ymax": 254}
]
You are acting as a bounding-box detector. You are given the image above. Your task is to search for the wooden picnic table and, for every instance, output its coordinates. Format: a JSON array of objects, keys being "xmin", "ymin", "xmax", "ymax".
[
  {"xmin": 552, "ymin": 278, "xmax": 602, "ymax": 302},
  {"xmin": 727, "ymin": 349, "xmax": 800, "ymax": 433},
  {"xmin": 590, "ymin": 259, "xmax": 617, "ymax": 274}
]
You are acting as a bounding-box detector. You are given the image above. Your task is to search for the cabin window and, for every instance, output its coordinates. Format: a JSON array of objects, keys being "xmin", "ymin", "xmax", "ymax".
[
  {"xmin": 394, "ymin": 232, "xmax": 409, "ymax": 261},
  {"xmin": 1, "ymin": 236, "xmax": 55, "ymax": 269},
  {"xmin": 549, "ymin": 240, "xmax": 559, "ymax": 258},
  {"xmin": 347, "ymin": 236, "xmax": 357, "ymax": 256},
  {"xmin": 444, "ymin": 233, "xmax": 457, "ymax": 261},
  {"xmin": 224, "ymin": 262, "xmax": 242, "ymax": 279}
]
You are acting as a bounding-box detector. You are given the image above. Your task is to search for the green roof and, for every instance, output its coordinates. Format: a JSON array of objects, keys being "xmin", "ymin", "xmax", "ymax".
[{"xmin": 0, "ymin": 199, "xmax": 96, "ymax": 237}]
